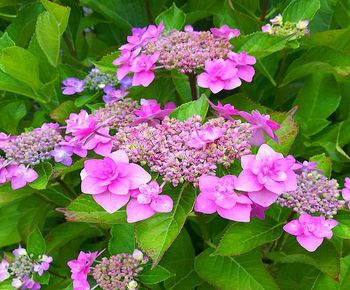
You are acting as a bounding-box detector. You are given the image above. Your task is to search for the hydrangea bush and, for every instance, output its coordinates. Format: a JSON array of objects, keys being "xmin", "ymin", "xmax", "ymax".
[{"xmin": 0, "ymin": 1, "xmax": 350, "ymax": 289}]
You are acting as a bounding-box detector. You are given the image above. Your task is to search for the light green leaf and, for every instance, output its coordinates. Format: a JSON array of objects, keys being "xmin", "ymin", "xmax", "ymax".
[
  {"xmin": 170, "ymin": 94, "xmax": 209, "ymax": 121},
  {"xmin": 309, "ymin": 153, "xmax": 332, "ymax": 177},
  {"xmin": 50, "ymin": 101, "xmax": 77, "ymax": 124},
  {"xmin": 155, "ymin": 3, "xmax": 186, "ymax": 30},
  {"xmin": 92, "ymin": 51, "xmax": 120, "ymax": 74},
  {"xmin": 138, "ymin": 264, "xmax": 173, "ymax": 285},
  {"xmin": 41, "ymin": 0, "xmax": 70, "ymax": 34},
  {"xmin": 108, "ymin": 224, "xmax": 135, "ymax": 254},
  {"xmin": 283, "ymin": 0, "xmax": 321, "ymax": 22},
  {"xmin": 29, "ymin": 162, "xmax": 53, "ymax": 190},
  {"xmin": 27, "ymin": 227, "xmax": 46, "ymax": 256},
  {"xmin": 333, "ymin": 211, "xmax": 350, "ymax": 239},
  {"xmin": 135, "ymin": 183, "xmax": 196, "ymax": 267},
  {"xmin": 215, "ymin": 218, "xmax": 283, "ymax": 256}
]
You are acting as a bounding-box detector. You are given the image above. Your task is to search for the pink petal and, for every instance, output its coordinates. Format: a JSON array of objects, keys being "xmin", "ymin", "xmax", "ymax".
[
  {"xmin": 109, "ymin": 150, "xmax": 129, "ymax": 164},
  {"xmin": 117, "ymin": 65, "xmax": 131, "ymax": 81},
  {"xmin": 197, "ymin": 73, "xmax": 210, "ymax": 89},
  {"xmin": 11, "ymin": 176, "xmax": 26, "ymax": 190},
  {"xmin": 223, "ymin": 76, "xmax": 242, "ymax": 90},
  {"xmin": 264, "ymin": 179, "xmax": 285, "ymax": 195},
  {"xmin": 248, "ymin": 189, "xmax": 279, "ymax": 207},
  {"xmin": 81, "ymin": 176, "xmax": 107, "ymax": 194},
  {"xmin": 93, "ymin": 191, "xmax": 130, "ymax": 213},
  {"xmin": 283, "ymin": 220, "xmax": 303, "ymax": 236},
  {"xmin": 194, "ymin": 193, "xmax": 217, "ymax": 214},
  {"xmin": 237, "ymin": 65, "xmax": 255, "ymax": 82},
  {"xmin": 209, "ymin": 80, "xmax": 225, "ymax": 94},
  {"xmin": 215, "ymin": 195, "xmax": 237, "ymax": 209},
  {"xmin": 235, "ymin": 170, "xmax": 263, "ymax": 192},
  {"xmin": 124, "ymin": 164, "xmax": 151, "ymax": 189},
  {"xmin": 25, "ymin": 169, "xmax": 38, "ymax": 182},
  {"xmin": 151, "ymin": 195, "xmax": 173, "ymax": 213},
  {"xmin": 93, "ymin": 141, "xmax": 113, "ymax": 156},
  {"xmin": 199, "ymin": 175, "xmax": 220, "ymax": 192},
  {"xmin": 108, "ymin": 178, "xmax": 130, "ymax": 195},
  {"xmin": 217, "ymin": 204, "xmax": 251, "ymax": 222},
  {"xmin": 249, "ymin": 129, "xmax": 266, "ymax": 146},
  {"xmin": 126, "ymin": 199, "xmax": 155, "ymax": 223},
  {"xmin": 284, "ymin": 171, "xmax": 297, "ymax": 191},
  {"xmin": 132, "ymin": 71, "xmax": 155, "ymax": 87},
  {"xmin": 240, "ymin": 154, "xmax": 256, "ymax": 169},
  {"xmin": 296, "ymin": 235, "xmax": 324, "ymax": 252}
]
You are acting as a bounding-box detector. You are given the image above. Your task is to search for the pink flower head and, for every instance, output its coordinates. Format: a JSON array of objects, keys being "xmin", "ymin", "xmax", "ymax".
[
  {"xmin": 236, "ymin": 144, "xmax": 297, "ymax": 207},
  {"xmin": 102, "ymin": 85, "xmax": 128, "ymax": 104},
  {"xmin": 0, "ymin": 160, "xmax": 9, "ymax": 184},
  {"xmin": 132, "ymin": 99, "xmax": 176, "ymax": 126},
  {"xmin": 62, "ymin": 78, "xmax": 85, "ymax": 95},
  {"xmin": 227, "ymin": 51, "xmax": 256, "ymax": 82},
  {"xmin": 261, "ymin": 24, "xmax": 273, "ymax": 34},
  {"xmin": 34, "ymin": 255, "xmax": 52, "ymax": 276},
  {"xmin": 126, "ymin": 180, "xmax": 173, "ymax": 223},
  {"xmin": 284, "ymin": 213, "xmax": 337, "ymax": 252},
  {"xmin": 0, "ymin": 132, "xmax": 10, "ymax": 150},
  {"xmin": 210, "ymin": 25, "xmax": 240, "ymax": 40},
  {"xmin": 0, "ymin": 259, "xmax": 9, "ymax": 282},
  {"xmin": 7, "ymin": 165, "xmax": 38, "ymax": 190},
  {"xmin": 130, "ymin": 52, "xmax": 160, "ymax": 87},
  {"xmin": 197, "ymin": 59, "xmax": 241, "ymax": 94},
  {"xmin": 50, "ymin": 146, "xmax": 74, "ymax": 166},
  {"xmin": 141, "ymin": 22, "xmax": 164, "ymax": 43},
  {"xmin": 114, "ymin": 49, "xmax": 140, "ymax": 81},
  {"xmin": 239, "ymin": 110, "xmax": 280, "ymax": 146},
  {"xmin": 342, "ymin": 177, "xmax": 350, "ymax": 209},
  {"xmin": 66, "ymin": 110, "xmax": 97, "ymax": 140},
  {"xmin": 208, "ymin": 100, "xmax": 239, "ymax": 120},
  {"xmin": 68, "ymin": 251, "xmax": 98, "ymax": 290},
  {"xmin": 81, "ymin": 150, "xmax": 151, "ymax": 213},
  {"xmin": 195, "ymin": 175, "xmax": 252, "ymax": 222},
  {"xmin": 187, "ymin": 126, "xmax": 223, "ymax": 149}
]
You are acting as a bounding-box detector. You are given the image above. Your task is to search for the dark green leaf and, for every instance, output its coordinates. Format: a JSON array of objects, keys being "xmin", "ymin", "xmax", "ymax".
[
  {"xmin": 108, "ymin": 224, "xmax": 135, "ymax": 254},
  {"xmin": 29, "ymin": 162, "xmax": 53, "ymax": 190},
  {"xmin": 138, "ymin": 263, "xmax": 173, "ymax": 285},
  {"xmin": 27, "ymin": 227, "xmax": 46, "ymax": 256}
]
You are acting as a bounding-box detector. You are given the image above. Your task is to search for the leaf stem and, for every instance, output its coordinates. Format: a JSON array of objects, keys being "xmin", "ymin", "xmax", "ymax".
[
  {"xmin": 195, "ymin": 213, "xmax": 211, "ymax": 244},
  {"xmin": 144, "ymin": 0, "xmax": 154, "ymax": 24},
  {"xmin": 56, "ymin": 178, "xmax": 78, "ymax": 199},
  {"xmin": 187, "ymin": 73, "xmax": 198, "ymax": 100},
  {"xmin": 260, "ymin": 0, "xmax": 269, "ymax": 21}
]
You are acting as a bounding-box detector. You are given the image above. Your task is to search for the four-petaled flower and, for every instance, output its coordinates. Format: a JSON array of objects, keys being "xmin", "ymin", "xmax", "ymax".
[
  {"xmin": 7, "ymin": 165, "xmax": 38, "ymax": 190},
  {"xmin": 210, "ymin": 25, "xmax": 240, "ymax": 40},
  {"xmin": 62, "ymin": 78, "xmax": 85, "ymax": 95},
  {"xmin": 228, "ymin": 51, "xmax": 256, "ymax": 82},
  {"xmin": 284, "ymin": 213, "xmax": 337, "ymax": 252},
  {"xmin": 102, "ymin": 85, "xmax": 128, "ymax": 104}
]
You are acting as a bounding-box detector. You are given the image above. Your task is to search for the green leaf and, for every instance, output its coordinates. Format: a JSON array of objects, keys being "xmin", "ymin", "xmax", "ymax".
[
  {"xmin": 294, "ymin": 74, "xmax": 341, "ymax": 136},
  {"xmin": 138, "ymin": 263, "xmax": 173, "ymax": 285},
  {"xmin": 171, "ymin": 70, "xmax": 192, "ymax": 103},
  {"xmin": 34, "ymin": 271, "xmax": 50, "ymax": 285},
  {"xmin": 215, "ymin": 218, "xmax": 283, "ymax": 256},
  {"xmin": 340, "ymin": 256, "xmax": 350, "ymax": 290},
  {"xmin": 50, "ymin": 101, "xmax": 77, "ymax": 124},
  {"xmin": 62, "ymin": 195, "xmax": 127, "ymax": 224},
  {"xmin": 29, "ymin": 162, "xmax": 53, "ymax": 190},
  {"xmin": 0, "ymin": 280, "xmax": 14, "ymax": 290},
  {"xmin": 333, "ymin": 211, "xmax": 350, "ymax": 239},
  {"xmin": 0, "ymin": 101, "xmax": 27, "ymax": 135},
  {"xmin": 309, "ymin": 153, "xmax": 332, "ymax": 177},
  {"xmin": 195, "ymin": 248, "xmax": 278, "ymax": 290},
  {"xmin": 0, "ymin": 199, "xmax": 22, "ymax": 247},
  {"xmin": 155, "ymin": 3, "xmax": 186, "ymax": 30},
  {"xmin": 74, "ymin": 92, "xmax": 100, "ymax": 108},
  {"xmin": 92, "ymin": 51, "xmax": 120, "ymax": 74},
  {"xmin": 283, "ymin": 0, "xmax": 321, "ymax": 22},
  {"xmin": 135, "ymin": 183, "xmax": 196, "ymax": 267},
  {"xmin": 0, "ymin": 46, "xmax": 40, "ymax": 90},
  {"xmin": 170, "ymin": 94, "xmax": 209, "ymax": 121},
  {"xmin": 41, "ymin": 0, "xmax": 70, "ymax": 34},
  {"xmin": 27, "ymin": 227, "xmax": 46, "ymax": 256},
  {"xmin": 108, "ymin": 224, "xmax": 135, "ymax": 254}
]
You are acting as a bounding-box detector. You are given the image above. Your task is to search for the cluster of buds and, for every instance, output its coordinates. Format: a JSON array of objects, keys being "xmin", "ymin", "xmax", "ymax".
[
  {"xmin": 261, "ymin": 14, "xmax": 309, "ymax": 39},
  {"xmin": 0, "ymin": 246, "xmax": 52, "ymax": 289},
  {"xmin": 84, "ymin": 67, "xmax": 117, "ymax": 91}
]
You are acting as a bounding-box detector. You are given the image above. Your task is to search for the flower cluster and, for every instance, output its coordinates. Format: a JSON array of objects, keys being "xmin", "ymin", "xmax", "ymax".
[
  {"xmin": 113, "ymin": 115, "xmax": 252, "ymax": 186},
  {"xmin": 68, "ymin": 249, "xmax": 147, "ymax": 290},
  {"xmin": 84, "ymin": 67, "xmax": 117, "ymax": 91},
  {"xmin": 113, "ymin": 23, "xmax": 256, "ymax": 93},
  {"xmin": 342, "ymin": 177, "xmax": 350, "ymax": 209},
  {"xmin": 0, "ymin": 246, "xmax": 52, "ymax": 289},
  {"xmin": 262, "ymin": 14, "xmax": 309, "ymax": 39},
  {"xmin": 277, "ymin": 169, "xmax": 345, "ymax": 218}
]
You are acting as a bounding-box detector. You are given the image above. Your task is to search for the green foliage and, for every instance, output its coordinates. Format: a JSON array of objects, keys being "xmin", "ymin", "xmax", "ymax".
[
  {"xmin": 170, "ymin": 94, "xmax": 209, "ymax": 121},
  {"xmin": 27, "ymin": 227, "xmax": 46, "ymax": 256},
  {"xmin": 155, "ymin": 3, "xmax": 186, "ymax": 31}
]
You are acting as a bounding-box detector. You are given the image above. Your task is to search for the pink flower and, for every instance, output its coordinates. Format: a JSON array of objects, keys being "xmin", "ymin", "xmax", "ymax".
[
  {"xmin": 236, "ymin": 144, "xmax": 297, "ymax": 207},
  {"xmin": 130, "ymin": 52, "xmax": 160, "ymax": 87},
  {"xmin": 66, "ymin": 110, "xmax": 98, "ymax": 141},
  {"xmin": 61, "ymin": 136, "xmax": 88, "ymax": 158},
  {"xmin": 270, "ymin": 14, "xmax": 283, "ymax": 25},
  {"xmin": 194, "ymin": 175, "xmax": 252, "ymax": 222},
  {"xmin": 34, "ymin": 255, "xmax": 52, "ymax": 276},
  {"xmin": 342, "ymin": 177, "xmax": 350, "ymax": 209},
  {"xmin": 13, "ymin": 245, "xmax": 27, "ymax": 257},
  {"xmin": 50, "ymin": 146, "xmax": 74, "ymax": 166},
  {"xmin": 0, "ymin": 259, "xmax": 9, "ymax": 282},
  {"xmin": 7, "ymin": 165, "xmax": 38, "ymax": 190},
  {"xmin": 81, "ymin": 150, "xmax": 151, "ymax": 213},
  {"xmin": 114, "ymin": 49, "xmax": 139, "ymax": 80},
  {"xmin": 208, "ymin": 100, "xmax": 239, "ymax": 120},
  {"xmin": 62, "ymin": 78, "xmax": 85, "ymax": 95},
  {"xmin": 210, "ymin": 25, "xmax": 240, "ymax": 40},
  {"xmin": 132, "ymin": 99, "xmax": 176, "ymax": 126},
  {"xmin": 103, "ymin": 85, "xmax": 128, "ymax": 104},
  {"xmin": 126, "ymin": 180, "xmax": 173, "ymax": 223},
  {"xmin": 0, "ymin": 160, "xmax": 9, "ymax": 184},
  {"xmin": 250, "ymin": 203, "xmax": 267, "ymax": 220},
  {"xmin": 197, "ymin": 59, "xmax": 241, "ymax": 93},
  {"xmin": 292, "ymin": 161, "xmax": 319, "ymax": 173},
  {"xmin": 22, "ymin": 278, "xmax": 41, "ymax": 290},
  {"xmin": 261, "ymin": 24, "xmax": 273, "ymax": 34},
  {"xmin": 228, "ymin": 51, "xmax": 256, "ymax": 82},
  {"xmin": 284, "ymin": 213, "xmax": 337, "ymax": 252},
  {"xmin": 239, "ymin": 110, "xmax": 280, "ymax": 146},
  {"xmin": 68, "ymin": 251, "xmax": 98, "ymax": 290},
  {"xmin": 187, "ymin": 126, "xmax": 223, "ymax": 149},
  {"xmin": 0, "ymin": 132, "xmax": 10, "ymax": 150}
]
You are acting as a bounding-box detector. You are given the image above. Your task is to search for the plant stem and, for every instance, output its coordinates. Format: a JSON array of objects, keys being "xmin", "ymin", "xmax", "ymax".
[
  {"xmin": 63, "ymin": 33, "xmax": 78, "ymax": 59},
  {"xmin": 144, "ymin": 0, "xmax": 154, "ymax": 24},
  {"xmin": 187, "ymin": 73, "xmax": 198, "ymax": 100},
  {"xmin": 196, "ymin": 213, "xmax": 211, "ymax": 243},
  {"xmin": 260, "ymin": 0, "xmax": 269, "ymax": 21}
]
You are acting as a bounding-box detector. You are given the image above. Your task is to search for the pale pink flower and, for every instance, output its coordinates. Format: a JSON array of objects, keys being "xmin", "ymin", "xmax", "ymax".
[
  {"xmin": 210, "ymin": 25, "xmax": 240, "ymax": 40},
  {"xmin": 50, "ymin": 146, "xmax": 74, "ymax": 166},
  {"xmin": 0, "ymin": 259, "xmax": 9, "ymax": 282},
  {"xmin": 296, "ymin": 20, "xmax": 309, "ymax": 29},
  {"xmin": 114, "ymin": 49, "xmax": 139, "ymax": 80},
  {"xmin": 227, "ymin": 51, "xmax": 256, "ymax": 82},
  {"xmin": 236, "ymin": 144, "xmax": 297, "ymax": 207},
  {"xmin": 261, "ymin": 24, "xmax": 273, "ymax": 34},
  {"xmin": 187, "ymin": 126, "xmax": 223, "ymax": 149},
  {"xmin": 194, "ymin": 175, "xmax": 252, "ymax": 222},
  {"xmin": 34, "ymin": 255, "xmax": 52, "ymax": 276},
  {"xmin": 0, "ymin": 132, "xmax": 10, "ymax": 150},
  {"xmin": 13, "ymin": 245, "xmax": 27, "ymax": 257},
  {"xmin": 130, "ymin": 52, "xmax": 160, "ymax": 87},
  {"xmin": 126, "ymin": 180, "xmax": 173, "ymax": 223},
  {"xmin": 342, "ymin": 177, "xmax": 350, "ymax": 209},
  {"xmin": 7, "ymin": 165, "xmax": 38, "ymax": 190},
  {"xmin": 103, "ymin": 85, "xmax": 128, "ymax": 104},
  {"xmin": 239, "ymin": 110, "xmax": 280, "ymax": 146},
  {"xmin": 197, "ymin": 59, "xmax": 241, "ymax": 93},
  {"xmin": 140, "ymin": 22, "xmax": 164, "ymax": 43},
  {"xmin": 62, "ymin": 78, "xmax": 85, "ymax": 95},
  {"xmin": 22, "ymin": 278, "xmax": 40, "ymax": 290},
  {"xmin": 208, "ymin": 100, "xmax": 239, "ymax": 120},
  {"xmin": 284, "ymin": 213, "xmax": 337, "ymax": 252},
  {"xmin": 81, "ymin": 150, "xmax": 151, "ymax": 213},
  {"xmin": 270, "ymin": 14, "xmax": 283, "ymax": 25}
]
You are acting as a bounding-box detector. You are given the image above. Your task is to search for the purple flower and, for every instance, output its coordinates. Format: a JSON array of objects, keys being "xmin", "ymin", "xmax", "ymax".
[
  {"xmin": 187, "ymin": 126, "xmax": 223, "ymax": 149},
  {"xmin": 250, "ymin": 203, "xmax": 267, "ymax": 220},
  {"xmin": 208, "ymin": 100, "xmax": 239, "ymax": 120},
  {"xmin": 50, "ymin": 146, "xmax": 74, "ymax": 166},
  {"xmin": 21, "ymin": 278, "xmax": 41, "ymax": 290},
  {"xmin": 292, "ymin": 161, "xmax": 319, "ymax": 173},
  {"xmin": 0, "ymin": 132, "xmax": 10, "ymax": 150},
  {"xmin": 197, "ymin": 59, "xmax": 241, "ymax": 93},
  {"xmin": 13, "ymin": 245, "xmax": 27, "ymax": 257},
  {"xmin": 194, "ymin": 175, "xmax": 252, "ymax": 222},
  {"xmin": 342, "ymin": 177, "xmax": 350, "ymax": 209},
  {"xmin": 126, "ymin": 180, "xmax": 173, "ymax": 223},
  {"xmin": 284, "ymin": 213, "xmax": 337, "ymax": 252},
  {"xmin": 239, "ymin": 110, "xmax": 280, "ymax": 146},
  {"xmin": 33, "ymin": 255, "xmax": 52, "ymax": 276},
  {"xmin": 210, "ymin": 25, "xmax": 240, "ymax": 40},
  {"xmin": 102, "ymin": 85, "xmax": 128, "ymax": 104},
  {"xmin": 114, "ymin": 49, "xmax": 139, "ymax": 81},
  {"xmin": 61, "ymin": 136, "xmax": 88, "ymax": 158},
  {"xmin": 130, "ymin": 52, "xmax": 160, "ymax": 87},
  {"xmin": 81, "ymin": 150, "xmax": 151, "ymax": 213},
  {"xmin": 0, "ymin": 259, "xmax": 9, "ymax": 282},
  {"xmin": 7, "ymin": 165, "xmax": 38, "ymax": 190},
  {"xmin": 119, "ymin": 76, "xmax": 133, "ymax": 91},
  {"xmin": 236, "ymin": 144, "xmax": 297, "ymax": 207},
  {"xmin": 228, "ymin": 51, "xmax": 256, "ymax": 82},
  {"xmin": 62, "ymin": 78, "xmax": 85, "ymax": 95}
]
